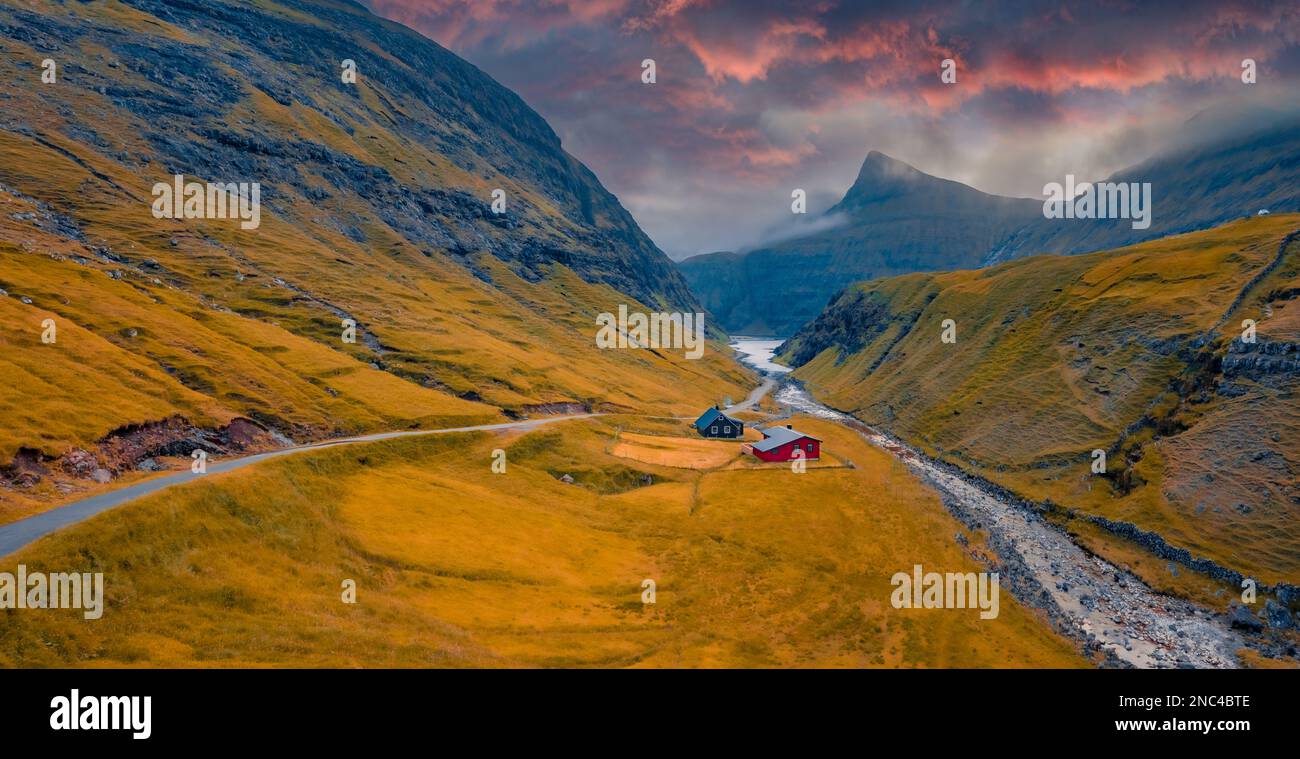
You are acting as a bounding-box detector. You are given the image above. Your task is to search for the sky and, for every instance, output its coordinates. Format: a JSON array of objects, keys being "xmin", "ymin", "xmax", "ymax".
[{"xmin": 364, "ymin": 0, "xmax": 1300, "ymax": 260}]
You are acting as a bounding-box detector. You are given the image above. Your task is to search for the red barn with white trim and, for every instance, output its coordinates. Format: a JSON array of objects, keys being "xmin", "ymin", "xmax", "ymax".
[{"xmin": 744, "ymin": 425, "xmax": 821, "ymax": 462}]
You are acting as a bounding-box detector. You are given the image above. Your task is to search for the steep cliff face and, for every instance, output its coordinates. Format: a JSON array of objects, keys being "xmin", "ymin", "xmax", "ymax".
[
  {"xmin": 779, "ymin": 215, "xmax": 1300, "ymax": 586},
  {"xmin": 0, "ymin": 0, "xmax": 697, "ymax": 310},
  {"xmin": 678, "ymin": 152, "xmax": 1039, "ymax": 336},
  {"xmin": 0, "ymin": 0, "xmax": 752, "ymax": 501}
]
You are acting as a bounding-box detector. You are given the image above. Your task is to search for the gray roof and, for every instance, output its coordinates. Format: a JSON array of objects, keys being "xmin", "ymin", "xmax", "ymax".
[
  {"xmin": 694, "ymin": 407, "xmax": 740, "ymax": 430},
  {"xmin": 752, "ymin": 425, "xmax": 820, "ymax": 452}
]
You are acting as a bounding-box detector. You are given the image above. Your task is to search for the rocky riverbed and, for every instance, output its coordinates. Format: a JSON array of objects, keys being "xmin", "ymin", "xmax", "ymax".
[{"xmin": 772, "ymin": 381, "xmax": 1245, "ymax": 668}]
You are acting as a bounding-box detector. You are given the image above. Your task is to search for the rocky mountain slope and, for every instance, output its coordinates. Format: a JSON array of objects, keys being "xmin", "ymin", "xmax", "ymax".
[
  {"xmin": 679, "ymin": 152, "xmax": 1040, "ymax": 336},
  {"xmin": 0, "ymin": 0, "xmax": 750, "ymax": 521},
  {"xmin": 779, "ymin": 214, "xmax": 1300, "ymax": 593}
]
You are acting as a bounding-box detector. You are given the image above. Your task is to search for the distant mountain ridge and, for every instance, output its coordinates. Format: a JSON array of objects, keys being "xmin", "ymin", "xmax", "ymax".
[
  {"xmin": 986, "ymin": 117, "xmax": 1300, "ymax": 264},
  {"xmin": 678, "ymin": 152, "xmax": 1040, "ymax": 336},
  {"xmin": 680, "ymin": 119, "xmax": 1300, "ymax": 337}
]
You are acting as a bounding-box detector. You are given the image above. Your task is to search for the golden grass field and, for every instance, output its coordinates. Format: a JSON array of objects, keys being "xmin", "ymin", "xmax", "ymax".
[
  {"xmin": 611, "ymin": 431, "xmax": 746, "ymax": 469},
  {"xmin": 786, "ymin": 215, "xmax": 1300, "ymax": 597},
  {"xmin": 0, "ymin": 415, "xmax": 1086, "ymax": 668}
]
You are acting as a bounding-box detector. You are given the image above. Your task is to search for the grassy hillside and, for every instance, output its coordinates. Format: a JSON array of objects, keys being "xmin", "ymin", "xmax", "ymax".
[
  {"xmin": 0, "ymin": 415, "xmax": 1084, "ymax": 668},
  {"xmin": 782, "ymin": 214, "xmax": 1300, "ymax": 590},
  {"xmin": 0, "ymin": 0, "xmax": 751, "ymax": 520}
]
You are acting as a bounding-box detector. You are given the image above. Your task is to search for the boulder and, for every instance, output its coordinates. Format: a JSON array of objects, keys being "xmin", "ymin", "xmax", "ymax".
[
  {"xmin": 62, "ymin": 448, "xmax": 98, "ymax": 478},
  {"xmin": 1227, "ymin": 602, "xmax": 1264, "ymax": 632},
  {"xmin": 1264, "ymin": 600, "xmax": 1295, "ymax": 630}
]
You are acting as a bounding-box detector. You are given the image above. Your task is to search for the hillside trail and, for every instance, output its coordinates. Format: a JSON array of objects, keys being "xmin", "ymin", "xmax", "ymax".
[
  {"xmin": 731, "ymin": 339, "xmax": 1242, "ymax": 668},
  {"xmin": 1210, "ymin": 227, "xmax": 1300, "ymax": 333}
]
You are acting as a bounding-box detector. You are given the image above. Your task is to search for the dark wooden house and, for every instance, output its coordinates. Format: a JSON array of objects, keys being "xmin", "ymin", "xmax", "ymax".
[{"xmin": 693, "ymin": 406, "xmax": 744, "ymax": 438}]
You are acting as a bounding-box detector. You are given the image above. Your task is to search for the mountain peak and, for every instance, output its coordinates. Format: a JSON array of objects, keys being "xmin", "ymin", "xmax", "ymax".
[
  {"xmin": 835, "ymin": 150, "xmax": 1033, "ymax": 215},
  {"xmin": 857, "ymin": 150, "xmax": 923, "ymax": 179},
  {"xmin": 835, "ymin": 151, "xmax": 942, "ymax": 210}
]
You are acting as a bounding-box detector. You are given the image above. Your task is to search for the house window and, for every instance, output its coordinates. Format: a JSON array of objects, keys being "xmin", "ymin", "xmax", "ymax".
[
  {"xmin": 806, "ymin": 443, "xmax": 814, "ymax": 451},
  {"xmin": 723, "ymin": 426, "xmax": 731, "ymax": 434},
  {"xmin": 711, "ymin": 426, "xmax": 717, "ymax": 434}
]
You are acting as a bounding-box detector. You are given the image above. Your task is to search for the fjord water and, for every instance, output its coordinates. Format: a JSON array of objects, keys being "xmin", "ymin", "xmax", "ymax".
[{"xmin": 730, "ymin": 337, "xmax": 792, "ymax": 375}]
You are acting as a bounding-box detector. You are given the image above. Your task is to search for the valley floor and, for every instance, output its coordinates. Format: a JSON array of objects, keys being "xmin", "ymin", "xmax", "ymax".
[
  {"xmin": 3, "ymin": 344, "xmax": 1289, "ymax": 668},
  {"xmin": 0, "ymin": 378, "xmax": 1084, "ymax": 668}
]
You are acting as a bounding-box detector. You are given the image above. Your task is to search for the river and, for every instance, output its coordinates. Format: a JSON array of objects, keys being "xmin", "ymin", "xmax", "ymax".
[
  {"xmin": 731, "ymin": 337, "xmax": 854, "ymax": 420},
  {"xmin": 728, "ymin": 337, "xmax": 1242, "ymax": 668}
]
